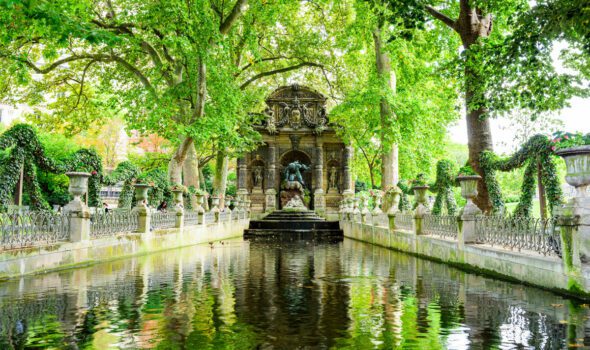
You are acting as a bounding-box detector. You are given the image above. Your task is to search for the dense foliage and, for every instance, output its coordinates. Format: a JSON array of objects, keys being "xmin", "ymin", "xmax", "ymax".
[
  {"xmin": 429, "ymin": 160, "xmax": 457, "ymax": 215},
  {"xmin": 0, "ymin": 124, "xmax": 103, "ymax": 210},
  {"xmin": 480, "ymin": 135, "xmax": 563, "ymax": 217}
]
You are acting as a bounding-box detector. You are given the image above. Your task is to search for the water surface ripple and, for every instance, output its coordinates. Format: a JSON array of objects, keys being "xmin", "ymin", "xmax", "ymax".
[{"xmin": 0, "ymin": 239, "xmax": 588, "ymax": 349}]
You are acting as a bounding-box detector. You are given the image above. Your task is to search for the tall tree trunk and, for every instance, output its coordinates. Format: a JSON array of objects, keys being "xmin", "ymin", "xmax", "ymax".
[
  {"xmin": 182, "ymin": 143, "xmax": 200, "ymax": 208},
  {"xmin": 168, "ymin": 137, "xmax": 194, "ymax": 185},
  {"xmin": 198, "ymin": 166, "xmax": 209, "ymax": 211},
  {"xmin": 213, "ymin": 152, "xmax": 229, "ymax": 209},
  {"xmin": 427, "ymin": 1, "xmax": 494, "ymax": 212},
  {"xmin": 459, "ymin": 7, "xmax": 494, "ymax": 212},
  {"xmin": 373, "ymin": 27, "xmax": 399, "ymax": 190}
]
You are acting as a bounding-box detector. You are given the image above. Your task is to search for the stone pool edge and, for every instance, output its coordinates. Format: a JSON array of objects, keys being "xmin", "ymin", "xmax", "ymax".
[
  {"xmin": 341, "ymin": 220, "xmax": 590, "ymax": 300},
  {"xmin": 0, "ymin": 219, "xmax": 249, "ymax": 281}
]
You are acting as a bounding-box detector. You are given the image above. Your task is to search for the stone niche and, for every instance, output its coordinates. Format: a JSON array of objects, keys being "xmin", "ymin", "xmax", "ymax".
[{"xmin": 237, "ymin": 84, "xmax": 353, "ymax": 217}]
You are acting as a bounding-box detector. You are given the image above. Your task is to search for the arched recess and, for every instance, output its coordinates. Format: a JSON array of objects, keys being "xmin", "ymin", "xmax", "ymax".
[
  {"xmin": 326, "ymin": 159, "xmax": 340, "ymax": 192},
  {"xmin": 249, "ymin": 158, "xmax": 265, "ymax": 190},
  {"xmin": 279, "ymin": 150, "xmax": 313, "ymax": 209}
]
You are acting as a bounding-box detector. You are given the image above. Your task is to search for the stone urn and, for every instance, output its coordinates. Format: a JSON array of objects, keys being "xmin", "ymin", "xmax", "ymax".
[
  {"xmin": 195, "ymin": 193, "xmax": 206, "ymax": 213},
  {"xmin": 352, "ymin": 198, "xmax": 361, "ymax": 214},
  {"xmin": 361, "ymin": 197, "xmax": 370, "ymax": 215},
  {"xmin": 134, "ymin": 183, "xmax": 151, "ymax": 204},
  {"xmin": 413, "ymin": 186, "xmax": 429, "ymax": 206},
  {"xmin": 211, "ymin": 195, "xmax": 221, "ymax": 213},
  {"xmin": 457, "ymin": 175, "xmax": 482, "ymax": 216},
  {"xmin": 171, "ymin": 189, "xmax": 184, "ymax": 209},
  {"xmin": 556, "ymin": 146, "xmax": 590, "ymax": 197},
  {"xmin": 387, "ymin": 192, "xmax": 400, "ymax": 215},
  {"xmin": 64, "ymin": 172, "xmax": 91, "ymax": 213},
  {"xmin": 372, "ymin": 193, "xmax": 383, "ymax": 215},
  {"xmin": 66, "ymin": 172, "xmax": 91, "ymax": 202},
  {"xmin": 413, "ymin": 185, "xmax": 430, "ymax": 217}
]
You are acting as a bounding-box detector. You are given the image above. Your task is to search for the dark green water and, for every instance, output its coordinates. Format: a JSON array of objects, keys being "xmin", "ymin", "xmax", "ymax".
[{"xmin": 0, "ymin": 239, "xmax": 589, "ymax": 349}]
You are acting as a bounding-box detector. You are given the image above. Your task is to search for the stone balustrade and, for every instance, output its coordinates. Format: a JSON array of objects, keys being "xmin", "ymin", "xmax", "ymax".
[
  {"xmin": 0, "ymin": 174, "xmax": 251, "ymax": 252},
  {"xmin": 337, "ymin": 176, "xmax": 590, "ymax": 298}
]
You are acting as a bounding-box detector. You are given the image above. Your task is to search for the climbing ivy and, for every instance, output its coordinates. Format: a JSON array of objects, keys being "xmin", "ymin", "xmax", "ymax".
[
  {"xmin": 429, "ymin": 160, "xmax": 457, "ymax": 215},
  {"xmin": 143, "ymin": 168, "xmax": 172, "ymax": 207},
  {"xmin": 0, "ymin": 124, "xmax": 104, "ymax": 211},
  {"xmin": 103, "ymin": 161, "xmax": 140, "ymax": 209},
  {"xmin": 66, "ymin": 149, "xmax": 103, "ymax": 207},
  {"xmin": 480, "ymin": 134, "xmax": 563, "ymax": 217},
  {"xmin": 397, "ymin": 180, "xmax": 413, "ymax": 212}
]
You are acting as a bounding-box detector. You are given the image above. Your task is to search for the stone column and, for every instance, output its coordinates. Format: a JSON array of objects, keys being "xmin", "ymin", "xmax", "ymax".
[
  {"xmin": 314, "ymin": 140, "xmax": 325, "ymax": 214},
  {"xmin": 171, "ymin": 189, "xmax": 184, "ymax": 229},
  {"xmin": 342, "ymin": 145, "xmax": 354, "ymax": 196},
  {"xmin": 64, "ymin": 172, "xmax": 91, "ymax": 242},
  {"xmin": 132, "ymin": 184, "xmax": 151, "ymax": 235},
  {"xmin": 237, "ymin": 156, "xmax": 248, "ymax": 192},
  {"xmin": 265, "ymin": 143, "xmax": 277, "ymax": 212}
]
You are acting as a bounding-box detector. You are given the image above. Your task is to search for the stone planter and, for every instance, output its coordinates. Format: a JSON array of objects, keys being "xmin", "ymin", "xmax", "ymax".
[
  {"xmin": 171, "ymin": 189, "xmax": 184, "ymax": 208},
  {"xmin": 66, "ymin": 172, "xmax": 91, "ymax": 202},
  {"xmin": 134, "ymin": 184, "xmax": 151, "ymax": 203},
  {"xmin": 556, "ymin": 146, "xmax": 590, "ymax": 197},
  {"xmin": 412, "ymin": 186, "xmax": 429, "ymax": 206},
  {"xmin": 211, "ymin": 196, "xmax": 221, "ymax": 213},
  {"xmin": 195, "ymin": 194, "xmax": 206, "ymax": 213},
  {"xmin": 387, "ymin": 192, "xmax": 400, "ymax": 215},
  {"xmin": 64, "ymin": 172, "xmax": 91, "ymax": 213},
  {"xmin": 361, "ymin": 197, "xmax": 370, "ymax": 215},
  {"xmin": 352, "ymin": 198, "xmax": 361, "ymax": 215},
  {"xmin": 372, "ymin": 194, "xmax": 383, "ymax": 214},
  {"xmin": 457, "ymin": 175, "xmax": 482, "ymax": 216},
  {"xmin": 413, "ymin": 185, "xmax": 430, "ymax": 217}
]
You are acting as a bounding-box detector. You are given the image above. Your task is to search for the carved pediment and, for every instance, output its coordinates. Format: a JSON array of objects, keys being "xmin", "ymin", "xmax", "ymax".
[{"xmin": 262, "ymin": 84, "xmax": 328, "ymax": 134}]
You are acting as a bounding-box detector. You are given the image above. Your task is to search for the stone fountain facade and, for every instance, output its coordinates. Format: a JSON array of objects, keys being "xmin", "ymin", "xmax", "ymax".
[{"xmin": 237, "ymin": 85, "xmax": 352, "ymax": 217}]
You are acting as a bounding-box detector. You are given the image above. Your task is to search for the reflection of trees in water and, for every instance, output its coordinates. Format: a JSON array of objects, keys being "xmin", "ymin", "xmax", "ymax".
[
  {"xmin": 0, "ymin": 241, "xmax": 588, "ymax": 348},
  {"xmin": 341, "ymin": 239, "xmax": 580, "ymax": 349},
  {"xmin": 234, "ymin": 241, "xmax": 350, "ymax": 348}
]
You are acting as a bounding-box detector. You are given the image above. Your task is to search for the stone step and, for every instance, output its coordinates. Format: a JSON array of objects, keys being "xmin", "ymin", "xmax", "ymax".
[
  {"xmin": 249, "ymin": 220, "xmax": 340, "ymax": 230},
  {"xmin": 244, "ymin": 209, "xmax": 343, "ymax": 239},
  {"xmin": 243, "ymin": 229, "xmax": 344, "ymax": 239}
]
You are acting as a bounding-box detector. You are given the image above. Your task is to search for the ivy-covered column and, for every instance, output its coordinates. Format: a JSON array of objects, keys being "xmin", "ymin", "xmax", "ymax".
[
  {"xmin": 64, "ymin": 172, "xmax": 91, "ymax": 242},
  {"xmin": 265, "ymin": 143, "xmax": 277, "ymax": 212}
]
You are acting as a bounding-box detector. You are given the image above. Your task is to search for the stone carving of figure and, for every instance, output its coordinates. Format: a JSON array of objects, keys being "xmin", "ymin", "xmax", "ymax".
[
  {"xmin": 253, "ymin": 166, "xmax": 263, "ymax": 188},
  {"xmin": 290, "ymin": 109, "xmax": 301, "ymax": 128},
  {"xmin": 283, "ymin": 160, "xmax": 310, "ymax": 186},
  {"xmin": 329, "ymin": 166, "xmax": 338, "ymax": 190}
]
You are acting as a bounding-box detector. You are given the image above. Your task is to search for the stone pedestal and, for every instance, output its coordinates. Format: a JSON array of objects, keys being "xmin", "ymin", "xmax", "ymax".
[
  {"xmin": 265, "ymin": 189, "xmax": 277, "ymax": 212},
  {"xmin": 314, "ymin": 189, "xmax": 325, "ymax": 214}
]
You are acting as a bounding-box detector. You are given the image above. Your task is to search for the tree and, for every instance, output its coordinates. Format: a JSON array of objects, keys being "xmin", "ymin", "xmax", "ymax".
[
  {"xmin": 0, "ymin": 0, "xmax": 329, "ymax": 188},
  {"xmin": 425, "ymin": 0, "xmax": 587, "ymax": 211},
  {"xmin": 329, "ymin": 0, "xmax": 459, "ymax": 184}
]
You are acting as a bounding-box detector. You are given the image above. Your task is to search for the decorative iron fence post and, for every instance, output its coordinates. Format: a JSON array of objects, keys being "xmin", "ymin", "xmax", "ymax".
[
  {"xmin": 64, "ymin": 172, "xmax": 91, "ymax": 242},
  {"xmin": 457, "ymin": 175, "xmax": 482, "ymax": 246},
  {"xmin": 171, "ymin": 189, "xmax": 184, "ymax": 229},
  {"xmin": 133, "ymin": 184, "xmax": 151, "ymax": 235}
]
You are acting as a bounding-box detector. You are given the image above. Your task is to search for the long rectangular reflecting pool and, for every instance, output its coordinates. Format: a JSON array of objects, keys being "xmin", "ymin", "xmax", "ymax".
[{"xmin": 0, "ymin": 238, "xmax": 588, "ymax": 349}]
